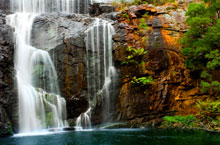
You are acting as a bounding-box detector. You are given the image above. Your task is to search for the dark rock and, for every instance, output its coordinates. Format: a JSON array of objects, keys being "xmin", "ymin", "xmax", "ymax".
[
  {"xmin": 31, "ymin": 14, "xmax": 95, "ymax": 121},
  {"xmin": 63, "ymin": 127, "xmax": 75, "ymax": 131},
  {"xmin": 112, "ymin": 3, "xmax": 203, "ymax": 128},
  {"xmin": 0, "ymin": 10, "xmax": 17, "ymax": 137},
  {"xmin": 0, "ymin": 0, "xmax": 10, "ymax": 11},
  {"xmin": 104, "ymin": 12, "xmax": 120, "ymax": 21},
  {"xmin": 0, "ymin": 106, "xmax": 13, "ymax": 137},
  {"xmin": 153, "ymin": 17, "xmax": 163, "ymax": 28},
  {"xmin": 89, "ymin": 3, "xmax": 116, "ymax": 17}
]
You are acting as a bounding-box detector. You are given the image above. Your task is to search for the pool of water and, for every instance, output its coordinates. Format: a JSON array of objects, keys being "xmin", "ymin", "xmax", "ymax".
[{"xmin": 1, "ymin": 128, "xmax": 220, "ymax": 145}]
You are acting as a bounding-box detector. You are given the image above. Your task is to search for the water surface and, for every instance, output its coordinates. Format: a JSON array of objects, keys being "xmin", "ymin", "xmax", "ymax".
[{"xmin": 1, "ymin": 129, "xmax": 220, "ymax": 145}]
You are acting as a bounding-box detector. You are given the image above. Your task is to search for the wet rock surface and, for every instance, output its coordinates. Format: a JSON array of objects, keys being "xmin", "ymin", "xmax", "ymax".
[
  {"xmin": 31, "ymin": 13, "xmax": 121, "ymax": 125},
  {"xmin": 0, "ymin": 10, "xmax": 17, "ymax": 136},
  {"xmin": 0, "ymin": 106, "xmax": 12, "ymax": 137},
  {"xmin": 32, "ymin": 13, "xmax": 94, "ymax": 120}
]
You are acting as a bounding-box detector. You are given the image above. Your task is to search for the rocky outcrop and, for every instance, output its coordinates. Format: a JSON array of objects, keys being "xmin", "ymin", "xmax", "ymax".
[
  {"xmin": 113, "ymin": 2, "xmax": 206, "ymax": 127},
  {"xmin": 31, "ymin": 13, "xmax": 96, "ymax": 121},
  {"xmin": 0, "ymin": 10, "xmax": 17, "ymax": 136},
  {"xmin": 31, "ymin": 13, "xmax": 121, "ymax": 125},
  {"xmin": 89, "ymin": 3, "xmax": 116, "ymax": 16},
  {"xmin": 0, "ymin": 0, "xmax": 10, "ymax": 11}
]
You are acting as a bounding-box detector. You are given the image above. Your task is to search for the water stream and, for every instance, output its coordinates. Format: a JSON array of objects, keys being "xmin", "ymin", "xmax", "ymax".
[
  {"xmin": 1, "ymin": 129, "xmax": 220, "ymax": 145},
  {"xmin": 75, "ymin": 19, "xmax": 116, "ymax": 130},
  {"xmin": 7, "ymin": 0, "xmax": 117, "ymax": 133},
  {"xmin": 10, "ymin": 0, "xmax": 93, "ymax": 14},
  {"xmin": 6, "ymin": 0, "xmax": 89, "ymax": 134}
]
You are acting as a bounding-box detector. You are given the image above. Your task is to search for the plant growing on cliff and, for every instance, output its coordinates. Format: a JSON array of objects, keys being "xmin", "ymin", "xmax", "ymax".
[
  {"xmin": 180, "ymin": 0, "xmax": 220, "ymax": 93},
  {"xmin": 196, "ymin": 100, "xmax": 220, "ymax": 129},
  {"xmin": 121, "ymin": 13, "xmax": 129, "ymax": 19},
  {"xmin": 161, "ymin": 100, "xmax": 220, "ymax": 130},
  {"xmin": 131, "ymin": 76, "xmax": 154, "ymax": 87},
  {"xmin": 143, "ymin": 12, "xmax": 149, "ymax": 18},
  {"xmin": 132, "ymin": 0, "xmax": 147, "ymax": 5},
  {"xmin": 138, "ymin": 18, "xmax": 148, "ymax": 32},
  {"xmin": 121, "ymin": 47, "xmax": 147, "ymax": 65}
]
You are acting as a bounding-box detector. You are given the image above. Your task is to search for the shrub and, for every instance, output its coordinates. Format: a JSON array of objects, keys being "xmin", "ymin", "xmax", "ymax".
[
  {"xmin": 131, "ymin": 76, "xmax": 154, "ymax": 87},
  {"xmin": 163, "ymin": 115, "xmax": 196, "ymax": 127},
  {"xmin": 181, "ymin": 0, "xmax": 220, "ymax": 93},
  {"xmin": 121, "ymin": 47, "xmax": 147, "ymax": 65}
]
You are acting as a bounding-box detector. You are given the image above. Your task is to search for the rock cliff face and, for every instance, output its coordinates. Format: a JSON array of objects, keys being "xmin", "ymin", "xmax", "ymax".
[
  {"xmin": 113, "ymin": 2, "xmax": 206, "ymax": 127},
  {"xmin": 31, "ymin": 12, "xmax": 121, "ymax": 125},
  {"xmin": 0, "ymin": 10, "xmax": 17, "ymax": 136},
  {"xmin": 0, "ymin": 0, "xmax": 207, "ymax": 137},
  {"xmin": 31, "ymin": 14, "xmax": 95, "ymax": 123}
]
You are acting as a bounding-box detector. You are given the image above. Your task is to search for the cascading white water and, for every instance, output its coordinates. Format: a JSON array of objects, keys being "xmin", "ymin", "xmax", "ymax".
[
  {"xmin": 8, "ymin": 0, "xmax": 117, "ymax": 133},
  {"xmin": 10, "ymin": 0, "xmax": 93, "ymax": 14},
  {"xmin": 5, "ymin": 0, "xmax": 93, "ymax": 133},
  {"xmin": 76, "ymin": 19, "xmax": 116, "ymax": 129},
  {"xmin": 75, "ymin": 108, "xmax": 92, "ymax": 131}
]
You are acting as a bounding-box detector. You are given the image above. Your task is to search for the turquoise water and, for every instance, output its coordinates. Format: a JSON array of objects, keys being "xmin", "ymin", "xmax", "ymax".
[{"xmin": 1, "ymin": 129, "xmax": 220, "ymax": 145}]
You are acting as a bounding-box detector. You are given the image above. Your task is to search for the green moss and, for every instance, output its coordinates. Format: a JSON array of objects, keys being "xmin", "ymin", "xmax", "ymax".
[{"xmin": 163, "ymin": 115, "xmax": 196, "ymax": 128}]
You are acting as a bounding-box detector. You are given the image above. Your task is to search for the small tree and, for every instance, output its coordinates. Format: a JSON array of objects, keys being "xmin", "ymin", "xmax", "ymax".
[{"xmin": 181, "ymin": 0, "xmax": 220, "ymax": 93}]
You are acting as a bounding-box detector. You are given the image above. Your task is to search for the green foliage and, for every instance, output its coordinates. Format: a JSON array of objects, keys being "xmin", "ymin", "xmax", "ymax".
[
  {"xmin": 132, "ymin": 0, "xmax": 147, "ymax": 5},
  {"xmin": 120, "ymin": 0, "xmax": 126, "ymax": 3},
  {"xmin": 196, "ymin": 100, "xmax": 220, "ymax": 128},
  {"xmin": 121, "ymin": 47, "xmax": 147, "ymax": 65},
  {"xmin": 138, "ymin": 18, "xmax": 148, "ymax": 32},
  {"xmin": 132, "ymin": 0, "xmax": 175, "ymax": 5},
  {"xmin": 121, "ymin": 13, "xmax": 129, "ymax": 19},
  {"xmin": 205, "ymin": 50, "xmax": 220, "ymax": 70},
  {"xmin": 131, "ymin": 76, "xmax": 154, "ymax": 87},
  {"xmin": 181, "ymin": 0, "xmax": 220, "ymax": 93},
  {"xmin": 200, "ymin": 80, "xmax": 211, "ymax": 92},
  {"xmin": 162, "ymin": 100, "xmax": 220, "ymax": 130},
  {"xmin": 163, "ymin": 115, "xmax": 196, "ymax": 127},
  {"xmin": 143, "ymin": 12, "xmax": 149, "ymax": 18},
  {"xmin": 200, "ymin": 80, "xmax": 220, "ymax": 93},
  {"xmin": 115, "ymin": 0, "xmax": 176, "ymax": 11}
]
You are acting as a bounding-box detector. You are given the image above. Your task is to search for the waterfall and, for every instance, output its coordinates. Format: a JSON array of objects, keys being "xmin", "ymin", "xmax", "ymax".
[
  {"xmin": 5, "ymin": 0, "xmax": 88, "ymax": 133},
  {"xmin": 76, "ymin": 19, "xmax": 116, "ymax": 129},
  {"xmin": 10, "ymin": 0, "xmax": 93, "ymax": 14},
  {"xmin": 8, "ymin": 0, "xmax": 117, "ymax": 133},
  {"xmin": 75, "ymin": 108, "xmax": 92, "ymax": 131}
]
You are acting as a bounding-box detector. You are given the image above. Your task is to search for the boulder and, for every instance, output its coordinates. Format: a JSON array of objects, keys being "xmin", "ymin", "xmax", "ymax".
[{"xmin": 89, "ymin": 3, "xmax": 116, "ymax": 16}]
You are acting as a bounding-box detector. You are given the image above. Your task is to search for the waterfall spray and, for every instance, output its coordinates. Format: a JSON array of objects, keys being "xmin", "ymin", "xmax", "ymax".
[
  {"xmin": 6, "ymin": 0, "xmax": 99, "ymax": 133},
  {"xmin": 10, "ymin": 0, "xmax": 93, "ymax": 14},
  {"xmin": 76, "ymin": 19, "xmax": 116, "ymax": 130}
]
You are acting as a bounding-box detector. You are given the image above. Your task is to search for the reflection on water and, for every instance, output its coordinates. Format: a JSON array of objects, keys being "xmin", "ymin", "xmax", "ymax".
[{"xmin": 1, "ymin": 129, "xmax": 220, "ymax": 145}]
